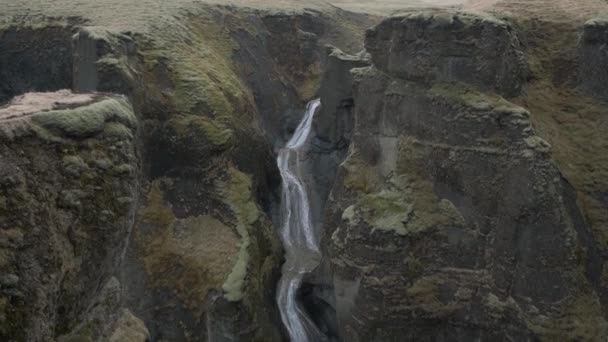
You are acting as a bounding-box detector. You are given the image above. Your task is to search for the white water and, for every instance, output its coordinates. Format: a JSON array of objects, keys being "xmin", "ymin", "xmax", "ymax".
[{"xmin": 276, "ymin": 99, "xmax": 324, "ymax": 342}]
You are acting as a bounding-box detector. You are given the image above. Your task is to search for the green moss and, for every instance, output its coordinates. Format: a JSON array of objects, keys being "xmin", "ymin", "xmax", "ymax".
[
  {"xmin": 527, "ymin": 294, "xmax": 608, "ymax": 341},
  {"xmin": 101, "ymin": 122, "xmax": 133, "ymax": 140},
  {"xmin": 137, "ymin": 181, "xmax": 240, "ymax": 313},
  {"xmin": 361, "ymin": 190, "xmax": 413, "ymax": 235},
  {"xmin": 343, "ymin": 136, "xmax": 466, "ymax": 237},
  {"xmin": 404, "ymin": 255, "xmax": 423, "ymax": 280},
  {"xmin": 430, "ymin": 82, "xmax": 527, "ymax": 115},
  {"xmin": 405, "ymin": 275, "xmax": 460, "ymax": 317},
  {"xmin": 169, "ymin": 115, "xmax": 234, "ymax": 150},
  {"xmin": 140, "ymin": 182, "xmax": 174, "ymax": 228},
  {"xmin": 342, "ymin": 147, "xmax": 382, "ymax": 193},
  {"xmin": 215, "ymin": 166, "xmax": 261, "ymax": 302},
  {"xmin": 31, "ymin": 96, "xmax": 135, "ymax": 139}
]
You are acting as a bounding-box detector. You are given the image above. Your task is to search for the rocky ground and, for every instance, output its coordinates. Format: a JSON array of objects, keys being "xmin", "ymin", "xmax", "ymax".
[{"xmin": 0, "ymin": 0, "xmax": 607, "ymax": 341}]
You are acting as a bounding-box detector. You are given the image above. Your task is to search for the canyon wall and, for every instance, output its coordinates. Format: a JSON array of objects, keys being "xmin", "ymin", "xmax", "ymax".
[{"xmin": 321, "ymin": 9, "xmax": 608, "ymax": 341}]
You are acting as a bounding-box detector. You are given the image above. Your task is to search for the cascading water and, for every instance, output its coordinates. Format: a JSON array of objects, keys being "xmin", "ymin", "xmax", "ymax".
[{"xmin": 276, "ymin": 99, "xmax": 325, "ymax": 342}]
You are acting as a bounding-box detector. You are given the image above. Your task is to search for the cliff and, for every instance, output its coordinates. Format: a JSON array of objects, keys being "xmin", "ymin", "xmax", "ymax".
[{"xmin": 321, "ymin": 9, "xmax": 608, "ymax": 341}]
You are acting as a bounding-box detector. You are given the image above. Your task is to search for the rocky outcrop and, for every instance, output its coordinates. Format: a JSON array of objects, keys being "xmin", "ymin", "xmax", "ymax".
[
  {"xmin": 579, "ymin": 18, "xmax": 608, "ymax": 100},
  {"xmin": 365, "ymin": 11, "xmax": 527, "ymax": 97},
  {"xmin": 324, "ymin": 10, "xmax": 608, "ymax": 341},
  {"xmin": 0, "ymin": 22, "xmax": 78, "ymax": 103},
  {"xmin": 72, "ymin": 26, "xmax": 139, "ymax": 95},
  {"xmin": 0, "ymin": 91, "xmax": 141, "ymax": 341}
]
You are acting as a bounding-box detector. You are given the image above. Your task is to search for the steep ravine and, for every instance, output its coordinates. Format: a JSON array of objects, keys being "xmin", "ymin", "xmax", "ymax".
[
  {"xmin": 0, "ymin": 3, "xmax": 375, "ymax": 341},
  {"xmin": 1, "ymin": 2, "xmax": 608, "ymax": 342}
]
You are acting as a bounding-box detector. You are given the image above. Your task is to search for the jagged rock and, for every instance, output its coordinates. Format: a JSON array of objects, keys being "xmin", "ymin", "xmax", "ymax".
[
  {"xmin": 323, "ymin": 12, "xmax": 608, "ymax": 341},
  {"xmin": 315, "ymin": 45, "xmax": 370, "ymax": 148},
  {"xmin": 365, "ymin": 10, "xmax": 527, "ymax": 97},
  {"xmin": 579, "ymin": 18, "xmax": 608, "ymax": 100},
  {"xmin": 0, "ymin": 91, "xmax": 139, "ymax": 341}
]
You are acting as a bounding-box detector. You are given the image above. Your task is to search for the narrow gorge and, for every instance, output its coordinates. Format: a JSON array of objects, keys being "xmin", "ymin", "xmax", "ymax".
[{"xmin": 1, "ymin": 1, "xmax": 608, "ymax": 341}]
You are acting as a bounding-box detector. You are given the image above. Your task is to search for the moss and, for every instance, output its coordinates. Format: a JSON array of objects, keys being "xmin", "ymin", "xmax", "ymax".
[
  {"xmin": 430, "ymin": 82, "xmax": 527, "ymax": 115},
  {"xmin": 361, "ymin": 190, "xmax": 413, "ymax": 235},
  {"xmin": 148, "ymin": 8, "xmax": 252, "ymax": 132},
  {"xmin": 394, "ymin": 9, "xmax": 507, "ymax": 27},
  {"xmin": 140, "ymin": 182, "xmax": 174, "ymax": 228},
  {"xmin": 101, "ymin": 122, "xmax": 133, "ymax": 140},
  {"xmin": 169, "ymin": 115, "xmax": 234, "ymax": 150},
  {"xmin": 509, "ymin": 18, "xmax": 608, "ymax": 249},
  {"xmin": 137, "ymin": 181, "xmax": 240, "ymax": 314},
  {"xmin": 527, "ymin": 294, "xmax": 608, "ymax": 341},
  {"xmin": 343, "ymin": 134, "xmax": 466, "ymax": 237},
  {"xmin": 215, "ymin": 166, "xmax": 262, "ymax": 302},
  {"xmin": 342, "ymin": 147, "xmax": 382, "ymax": 193},
  {"xmin": 403, "ymin": 255, "xmax": 423, "ymax": 280},
  {"xmin": 30, "ymin": 96, "xmax": 135, "ymax": 139},
  {"xmin": 405, "ymin": 275, "xmax": 460, "ymax": 318}
]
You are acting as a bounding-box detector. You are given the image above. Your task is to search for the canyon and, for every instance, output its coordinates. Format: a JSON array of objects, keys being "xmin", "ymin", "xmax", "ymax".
[{"xmin": 0, "ymin": 0, "xmax": 607, "ymax": 341}]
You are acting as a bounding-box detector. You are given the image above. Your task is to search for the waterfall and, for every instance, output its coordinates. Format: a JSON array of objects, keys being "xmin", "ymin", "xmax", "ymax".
[{"xmin": 276, "ymin": 99, "xmax": 325, "ymax": 342}]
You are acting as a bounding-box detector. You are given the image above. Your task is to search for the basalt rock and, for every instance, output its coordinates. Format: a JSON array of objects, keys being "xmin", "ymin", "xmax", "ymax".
[
  {"xmin": 365, "ymin": 10, "xmax": 527, "ymax": 97},
  {"xmin": 579, "ymin": 18, "xmax": 608, "ymax": 101},
  {"xmin": 0, "ymin": 23, "xmax": 78, "ymax": 104},
  {"xmin": 324, "ymin": 11, "xmax": 608, "ymax": 341}
]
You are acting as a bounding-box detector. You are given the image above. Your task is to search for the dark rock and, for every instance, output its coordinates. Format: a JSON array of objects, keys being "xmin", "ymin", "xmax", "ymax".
[
  {"xmin": 323, "ymin": 11, "xmax": 607, "ymax": 341},
  {"xmin": 0, "ymin": 25, "xmax": 75, "ymax": 103},
  {"xmin": 0, "ymin": 93, "xmax": 140, "ymax": 341},
  {"xmin": 579, "ymin": 18, "xmax": 608, "ymax": 101},
  {"xmin": 365, "ymin": 10, "xmax": 527, "ymax": 97}
]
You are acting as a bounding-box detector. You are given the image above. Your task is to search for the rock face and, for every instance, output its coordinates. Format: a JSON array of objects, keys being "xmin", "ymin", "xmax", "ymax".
[
  {"xmin": 579, "ymin": 18, "xmax": 608, "ymax": 100},
  {"xmin": 0, "ymin": 92, "xmax": 141, "ymax": 341},
  {"xmin": 323, "ymin": 11, "xmax": 608, "ymax": 341},
  {"xmin": 0, "ymin": 23, "xmax": 78, "ymax": 103},
  {"xmin": 365, "ymin": 11, "xmax": 527, "ymax": 97}
]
